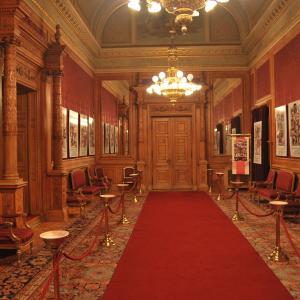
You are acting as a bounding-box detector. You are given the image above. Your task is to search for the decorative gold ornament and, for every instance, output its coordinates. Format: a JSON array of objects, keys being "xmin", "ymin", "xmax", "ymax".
[{"xmin": 128, "ymin": 0, "xmax": 229, "ymax": 34}]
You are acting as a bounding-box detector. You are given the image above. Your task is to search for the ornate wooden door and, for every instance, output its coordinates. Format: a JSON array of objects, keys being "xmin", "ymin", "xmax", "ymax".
[
  {"xmin": 17, "ymin": 93, "xmax": 29, "ymax": 213},
  {"xmin": 152, "ymin": 117, "xmax": 192, "ymax": 190}
]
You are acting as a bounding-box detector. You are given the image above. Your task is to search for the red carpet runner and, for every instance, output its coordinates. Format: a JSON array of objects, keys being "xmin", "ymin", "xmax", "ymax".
[{"xmin": 103, "ymin": 192, "xmax": 293, "ymax": 300}]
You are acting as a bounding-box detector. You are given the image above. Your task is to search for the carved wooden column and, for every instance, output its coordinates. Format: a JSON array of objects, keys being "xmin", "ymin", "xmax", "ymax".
[
  {"xmin": 44, "ymin": 25, "xmax": 68, "ymax": 221},
  {"xmin": 134, "ymin": 86, "xmax": 147, "ymax": 191},
  {"xmin": 196, "ymin": 93, "xmax": 208, "ymax": 190},
  {"xmin": 2, "ymin": 38, "xmax": 19, "ymax": 180},
  {"xmin": 0, "ymin": 33, "xmax": 26, "ymax": 226}
]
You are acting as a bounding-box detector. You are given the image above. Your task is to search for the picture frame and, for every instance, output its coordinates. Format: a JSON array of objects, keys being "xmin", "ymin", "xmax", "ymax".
[
  {"xmin": 231, "ymin": 135, "xmax": 250, "ymax": 175},
  {"xmin": 69, "ymin": 110, "xmax": 79, "ymax": 158},
  {"xmin": 104, "ymin": 123, "xmax": 110, "ymax": 154},
  {"xmin": 88, "ymin": 117, "xmax": 95, "ymax": 155},
  {"xmin": 253, "ymin": 121, "xmax": 262, "ymax": 164},
  {"xmin": 288, "ymin": 100, "xmax": 300, "ymax": 157},
  {"xmin": 110, "ymin": 124, "xmax": 115, "ymax": 154},
  {"xmin": 79, "ymin": 114, "xmax": 88, "ymax": 156},
  {"xmin": 62, "ymin": 107, "xmax": 68, "ymax": 159},
  {"xmin": 275, "ymin": 105, "xmax": 287, "ymax": 157}
]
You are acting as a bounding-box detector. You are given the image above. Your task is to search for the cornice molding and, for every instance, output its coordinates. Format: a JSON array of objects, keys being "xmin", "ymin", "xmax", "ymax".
[{"xmin": 243, "ymin": 0, "xmax": 292, "ymax": 54}]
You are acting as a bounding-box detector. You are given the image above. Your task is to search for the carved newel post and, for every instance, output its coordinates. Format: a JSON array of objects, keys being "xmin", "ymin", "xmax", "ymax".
[{"xmin": 44, "ymin": 25, "xmax": 68, "ymax": 221}]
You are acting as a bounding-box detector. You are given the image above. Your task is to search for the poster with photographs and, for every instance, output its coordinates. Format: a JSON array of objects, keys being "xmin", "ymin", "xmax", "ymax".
[
  {"xmin": 110, "ymin": 124, "xmax": 115, "ymax": 154},
  {"xmin": 88, "ymin": 117, "xmax": 95, "ymax": 155},
  {"xmin": 253, "ymin": 121, "xmax": 262, "ymax": 164},
  {"xmin": 288, "ymin": 100, "xmax": 300, "ymax": 157},
  {"xmin": 275, "ymin": 105, "xmax": 287, "ymax": 157},
  {"xmin": 69, "ymin": 110, "xmax": 79, "ymax": 158},
  {"xmin": 62, "ymin": 107, "xmax": 68, "ymax": 158},
  {"xmin": 79, "ymin": 114, "xmax": 88, "ymax": 156},
  {"xmin": 104, "ymin": 123, "xmax": 110, "ymax": 154},
  {"xmin": 114, "ymin": 126, "xmax": 119, "ymax": 154},
  {"xmin": 232, "ymin": 135, "xmax": 250, "ymax": 175}
]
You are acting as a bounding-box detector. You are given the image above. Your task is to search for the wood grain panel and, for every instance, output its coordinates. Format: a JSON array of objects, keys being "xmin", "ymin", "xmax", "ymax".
[{"xmin": 152, "ymin": 117, "xmax": 192, "ymax": 190}]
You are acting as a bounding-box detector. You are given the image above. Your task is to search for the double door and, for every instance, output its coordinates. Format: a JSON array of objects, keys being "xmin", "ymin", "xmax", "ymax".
[{"xmin": 152, "ymin": 117, "xmax": 193, "ymax": 190}]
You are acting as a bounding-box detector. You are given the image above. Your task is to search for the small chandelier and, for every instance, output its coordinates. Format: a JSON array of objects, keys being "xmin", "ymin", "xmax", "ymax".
[
  {"xmin": 146, "ymin": 31, "xmax": 202, "ymax": 103},
  {"xmin": 128, "ymin": 0, "xmax": 229, "ymax": 34}
]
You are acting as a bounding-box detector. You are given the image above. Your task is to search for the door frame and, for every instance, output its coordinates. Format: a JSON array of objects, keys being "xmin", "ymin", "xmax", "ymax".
[{"xmin": 147, "ymin": 103, "xmax": 197, "ymax": 191}]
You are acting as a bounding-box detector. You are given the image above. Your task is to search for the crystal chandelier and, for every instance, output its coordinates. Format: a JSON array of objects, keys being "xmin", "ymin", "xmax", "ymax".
[
  {"xmin": 128, "ymin": 0, "xmax": 229, "ymax": 34},
  {"xmin": 146, "ymin": 31, "xmax": 202, "ymax": 103}
]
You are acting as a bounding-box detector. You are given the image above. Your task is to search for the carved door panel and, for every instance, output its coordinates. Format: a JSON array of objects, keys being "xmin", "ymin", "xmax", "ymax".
[
  {"xmin": 152, "ymin": 117, "xmax": 192, "ymax": 190},
  {"xmin": 173, "ymin": 117, "xmax": 192, "ymax": 189},
  {"xmin": 152, "ymin": 118, "xmax": 172, "ymax": 189},
  {"xmin": 17, "ymin": 94, "xmax": 29, "ymax": 213}
]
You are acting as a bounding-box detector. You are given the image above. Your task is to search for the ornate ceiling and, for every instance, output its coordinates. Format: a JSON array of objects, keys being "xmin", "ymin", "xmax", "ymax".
[{"xmin": 27, "ymin": 0, "xmax": 300, "ymax": 72}]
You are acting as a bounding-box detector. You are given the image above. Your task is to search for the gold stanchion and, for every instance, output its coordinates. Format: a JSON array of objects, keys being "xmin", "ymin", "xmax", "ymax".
[
  {"xmin": 117, "ymin": 183, "xmax": 130, "ymax": 224},
  {"xmin": 129, "ymin": 173, "xmax": 139, "ymax": 203},
  {"xmin": 100, "ymin": 194, "xmax": 116, "ymax": 247},
  {"xmin": 215, "ymin": 172, "xmax": 224, "ymax": 201},
  {"xmin": 137, "ymin": 170, "xmax": 144, "ymax": 196},
  {"xmin": 40, "ymin": 230, "xmax": 69, "ymax": 300},
  {"xmin": 207, "ymin": 168, "xmax": 213, "ymax": 194},
  {"xmin": 268, "ymin": 200, "xmax": 288, "ymax": 262},
  {"xmin": 231, "ymin": 181, "xmax": 245, "ymax": 221}
]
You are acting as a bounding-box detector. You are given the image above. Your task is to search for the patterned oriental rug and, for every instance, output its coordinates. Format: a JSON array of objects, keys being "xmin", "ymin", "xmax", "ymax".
[
  {"xmin": 102, "ymin": 191, "xmax": 293, "ymax": 300},
  {"xmin": 0, "ymin": 191, "xmax": 299, "ymax": 299}
]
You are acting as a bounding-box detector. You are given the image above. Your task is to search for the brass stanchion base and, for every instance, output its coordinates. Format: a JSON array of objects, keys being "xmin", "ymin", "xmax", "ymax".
[
  {"xmin": 120, "ymin": 215, "xmax": 130, "ymax": 225},
  {"xmin": 102, "ymin": 234, "xmax": 115, "ymax": 247},
  {"xmin": 133, "ymin": 195, "xmax": 139, "ymax": 203},
  {"xmin": 232, "ymin": 211, "xmax": 244, "ymax": 221},
  {"xmin": 208, "ymin": 186, "xmax": 212, "ymax": 194},
  {"xmin": 217, "ymin": 193, "xmax": 222, "ymax": 201},
  {"xmin": 139, "ymin": 188, "xmax": 143, "ymax": 196},
  {"xmin": 268, "ymin": 246, "xmax": 288, "ymax": 262}
]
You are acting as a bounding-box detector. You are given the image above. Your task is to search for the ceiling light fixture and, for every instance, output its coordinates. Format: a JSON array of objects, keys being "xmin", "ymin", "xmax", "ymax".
[
  {"xmin": 146, "ymin": 30, "xmax": 202, "ymax": 103},
  {"xmin": 128, "ymin": 0, "xmax": 229, "ymax": 34}
]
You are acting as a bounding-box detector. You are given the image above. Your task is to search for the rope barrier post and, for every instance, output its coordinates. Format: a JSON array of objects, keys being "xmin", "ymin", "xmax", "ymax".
[
  {"xmin": 117, "ymin": 183, "xmax": 130, "ymax": 225},
  {"xmin": 100, "ymin": 194, "xmax": 116, "ymax": 247},
  {"xmin": 129, "ymin": 173, "xmax": 139, "ymax": 203},
  {"xmin": 137, "ymin": 170, "xmax": 144, "ymax": 196},
  {"xmin": 40, "ymin": 230, "xmax": 70, "ymax": 300},
  {"xmin": 268, "ymin": 200, "xmax": 289, "ymax": 262},
  {"xmin": 231, "ymin": 181, "xmax": 245, "ymax": 221},
  {"xmin": 215, "ymin": 172, "xmax": 224, "ymax": 201},
  {"xmin": 207, "ymin": 168, "xmax": 213, "ymax": 194}
]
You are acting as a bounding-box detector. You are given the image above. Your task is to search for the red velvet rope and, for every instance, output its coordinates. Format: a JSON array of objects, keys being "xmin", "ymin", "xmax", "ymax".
[
  {"xmin": 38, "ymin": 211, "xmax": 106, "ymax": 299},
  {"xmin": 108, "ymin": 197, "xmax": 122, "ymax": 215},
  {"xmin": 39, "ymin": 252, "xmax": 62, "ymax": 300},
  {"xmin": 62, "ymin": 211, "xmax": 105, "ymax": 261},
  {"xmin": 280, "ymin": 216, "xmax": 300, "ymax": 260},
  {"xmin": 238, "ymin": 198, "xmax": 275, "ymax": 218}
]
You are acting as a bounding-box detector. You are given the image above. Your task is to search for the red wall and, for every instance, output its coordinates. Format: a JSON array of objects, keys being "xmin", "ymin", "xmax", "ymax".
[
  {"xmin": 101, "ymin": 87, "xmax": 118, "ymax": 125},
  {"xmin": 62, "ymin": 55, "xmax": 94, "ymax": 116},
  {"xmin": 256, "ymin": 60, "xmax": 270, "ymax": 100},
  {"xmin": 274, "ymin": 34, "xmax": 300, "ymax": 106}
]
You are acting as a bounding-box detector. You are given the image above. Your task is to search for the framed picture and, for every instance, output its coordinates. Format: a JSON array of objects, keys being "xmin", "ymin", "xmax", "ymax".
[
  {"xmin": 253, "ymin": 121, "xmax": 262, "ymax": 164},
  {"xmin": 110, "ymin": 124, "xmax": 115, "ymax": 154},
  {"xmin": 88, "ymin": 117, "xmax": 95, "ymax": 155},
  {"xmin": 62, "ymin": 107, "xmax": 68, "ymax": 159},
  {"xmin": 275, "ymin": 105, "xmax": 287, "ymax": 157},
  {"xmin": 114, "ymin": 126, "xmax": 119, "ymax": 154},
  {"xmin": 79, "ymin": 114, "xmax": 88, "ymax": 156},
  {"xmin": 69, "ymin": 110, "xmax": 79, "ymax": 158},
  {"xmin": 288, "ymin": 100, "xmax": 300, "ymax": 157},
  {"xmin": 104, "ymin": 123, "xmax": 110, "ymax": 154}
]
